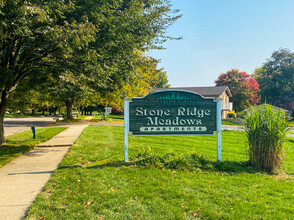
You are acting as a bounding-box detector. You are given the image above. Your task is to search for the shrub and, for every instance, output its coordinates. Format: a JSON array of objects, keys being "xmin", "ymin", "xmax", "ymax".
[
  {"xmin": 112, "ymin": 107, "xmax": 124, "ymax": 115},
  {"xmin": 244, "ymin": 104, "xmax": 290, "ymax": 174},
  {"xmin": 133, "ymin": 150, "xmax": 213, "ymax": 171},
  {"xmin": 228, "ymin": 110, "xmax": 237, "ymax": 119}
]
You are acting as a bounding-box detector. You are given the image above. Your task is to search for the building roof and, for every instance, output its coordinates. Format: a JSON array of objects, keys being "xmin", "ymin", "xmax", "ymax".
[{"xmin": 153, "ymin": 86, "xmax": 232, "ymax": 97}]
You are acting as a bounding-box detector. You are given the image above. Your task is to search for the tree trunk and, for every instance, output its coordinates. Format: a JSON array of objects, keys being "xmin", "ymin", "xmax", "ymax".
[
  {"xmin": 0, "ymin": 91, "xmax": 9, "ymax": 145},
  {"xmin": 77, "ymin": 106, "xmax": 81, "ymax": 116},
  {"xmin": 65, "ymin": 100, "xmax": 73, "ymax": 120},
  {"xmin": 0, "ymin": 115, "xmax": 5, "ymax": 145}
]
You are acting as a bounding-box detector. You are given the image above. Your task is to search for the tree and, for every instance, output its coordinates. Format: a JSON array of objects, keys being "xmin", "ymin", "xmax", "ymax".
[
  {"xmin": 7, "ymin": 77, "xmax": 54, "ymax": 115},
  {"xmin": 0, "ymin": 0, "xmax": 181, "ymax": 144},
  {"xmin": 0, "ymin": 0, "xmax": 96, "ymax": 143},
  {"xmin": 254, "ymin": 48, "xmax": 294, "ymax": 114},
  {"xmin": 100, "ymin": 55, "xmax": 170, "ymax": 109},
  {"xmin": 215, "ymin": 69, "xmax": 260, "ymax": 112}
]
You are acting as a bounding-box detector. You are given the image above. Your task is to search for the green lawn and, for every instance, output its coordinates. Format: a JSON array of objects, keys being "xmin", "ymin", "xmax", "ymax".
[
  {"xmin": 92, "ymin": 114, "xmax": 124, "ymax": 122},
  {"xmin": 25, "ymin": 127, "xmax": 294, "ymax": 219},
  {"xmin": 4, "ymin": 113, "xmax": 60, "ymax": 118},
  {"xmin": 0, "ymin": 127, "xmax": 67, "ymax": 168},
  {"xmin": 74, "ymin": 115, "xmax": 88, "ymax": 120},
  {"xmin": 221, "ymin": 121, "xmax": 240, "ymax": 126}
]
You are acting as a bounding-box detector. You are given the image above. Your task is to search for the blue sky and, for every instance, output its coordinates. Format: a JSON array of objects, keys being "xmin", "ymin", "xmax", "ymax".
[{"xmin": 150, "ymin": 0, "xmax": 294, "ymax": 87}]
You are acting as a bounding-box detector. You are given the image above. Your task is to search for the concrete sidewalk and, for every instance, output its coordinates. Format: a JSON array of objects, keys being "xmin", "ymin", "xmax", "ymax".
[
  {"xmin": 37, "ymin": 124, "xmax": 88, "ymax": 147},
  {"xmin": 0, "ymin": 124, "xmax": 89, "ymax": 220}
]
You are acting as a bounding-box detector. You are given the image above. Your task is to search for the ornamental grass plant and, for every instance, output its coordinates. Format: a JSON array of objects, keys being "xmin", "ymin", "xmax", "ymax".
[{"xmin": 244, "ymin": 104, "xmax": 290, "ymax": 174}]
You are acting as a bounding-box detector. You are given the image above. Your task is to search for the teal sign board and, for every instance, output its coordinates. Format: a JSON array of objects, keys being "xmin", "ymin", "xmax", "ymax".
[{"xmin": 129, "ymin": 90, "xmax": 217, "ymax": 135}]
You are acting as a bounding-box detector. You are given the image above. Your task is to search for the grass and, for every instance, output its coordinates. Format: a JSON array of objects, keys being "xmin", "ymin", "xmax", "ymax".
[
  {"xmin": 25, "ymin": 126, "xmax": 294, "ymax": 219},
  {"xmin": 221, "ymin": 121, "xmax": 240, "ymax": 125},
  {"xmin": 4, "ymin": 113, "xmax": 61, "ymax": 118},
  {"xmin": 4, "ymin": 113, "xmax": 28, "ymax": 118},
  {"xmin": 91, "ymin": 114, "xmax": 124, "ymax": 122},
  {"xmin": 222, "ymin": 118, "xmax": 245, "ymax": 126},
  {"xmin": 0, "ymin": 127, "xmax": 67, "ymax": 168},
  {"xmin": 74, "ymin": 115, "xmax": 88, "ymax": 120},
  {"xmin": 244, "ymin": 104, "xmax": 290, "ymax": 173}
]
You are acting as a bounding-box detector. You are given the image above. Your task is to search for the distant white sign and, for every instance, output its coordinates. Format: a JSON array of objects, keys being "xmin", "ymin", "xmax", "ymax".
[
  {"xmin": 104, "ymin": 107, "xmax": 112, "ymax": 119},
  {"xmin": 105, "ymin": 107, "xmax": 112, "ymax": 113}
]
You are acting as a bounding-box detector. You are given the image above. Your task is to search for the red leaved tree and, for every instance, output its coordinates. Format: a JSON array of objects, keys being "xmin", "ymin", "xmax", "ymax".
[{"xmin": 215, "ymin": 69, "xmax": 260, "ymax": 112}]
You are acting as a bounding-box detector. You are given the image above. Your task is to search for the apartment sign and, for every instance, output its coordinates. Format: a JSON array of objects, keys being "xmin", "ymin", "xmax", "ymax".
[
  {"xmin": 124, "ymin": 90, "xmax": 222, "ymax": 162},
  {"xmin": 128, "ymin": 90, "xmax": 217, "ymax": 135}
]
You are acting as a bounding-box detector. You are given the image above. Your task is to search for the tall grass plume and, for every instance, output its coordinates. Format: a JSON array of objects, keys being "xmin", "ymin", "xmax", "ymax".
[{"xmin": 244, "ymin": 104, "xmax": 290, "ymax": 174}]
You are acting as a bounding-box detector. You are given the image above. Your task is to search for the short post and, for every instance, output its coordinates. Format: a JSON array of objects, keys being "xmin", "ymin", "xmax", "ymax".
[
  {"xmin": 124, "ymin": 98, "xmax": 130, "ymax": 162},
  {"xmin": 216, "ymin": 99, "xmax": 222, "ymax": 161},
  {"xmin": 31, "ymin": 127, "xmax": 36, "ymax": 139}
]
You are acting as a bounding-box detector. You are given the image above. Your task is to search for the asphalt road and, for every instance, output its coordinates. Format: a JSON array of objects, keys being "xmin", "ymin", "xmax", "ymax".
[
  {"xmin": 3, "ymin": 117, "xmax": 56, "ymax": 137},
  {"xmin": 3, "ymin": 117, "xmax": 294, "ymax": 137}
]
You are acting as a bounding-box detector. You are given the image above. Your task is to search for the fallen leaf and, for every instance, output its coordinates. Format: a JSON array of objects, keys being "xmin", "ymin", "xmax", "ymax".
[
  {"xmin": 193, "ymin": 211, "xmax": 199, "ymax": 216},
  {"xmin": 85, "ymin": 201, "xmax": 92, "ymax": 206}
]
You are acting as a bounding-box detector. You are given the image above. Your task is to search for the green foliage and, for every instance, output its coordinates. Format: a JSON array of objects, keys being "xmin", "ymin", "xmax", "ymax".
[
  {"xmin": 244, "ymin": 104, "xmax": 290, "ymax": 174},
  {"xmin": 0, "ymin": 0, "xmax": 181, "ymax": 142},
  {"xmin": 7, "ymin": 83, "xmax": 58, "ymax": 115},
  {"xmin": 133, "ymin": 149, "xmax": 213, "ymax": 171},
  {"xmin": 98, "ymin": 55, "xmax": 170, "ymax": 110},
  {"xmin": 254, "ymin": 48, "xmax": 294, "ymax": 115}
]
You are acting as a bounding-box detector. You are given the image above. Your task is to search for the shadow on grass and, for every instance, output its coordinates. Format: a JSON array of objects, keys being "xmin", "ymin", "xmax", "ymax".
[
  {"xmin": 58, "ymin": 159, "xmax": 256, "ymax": 174},
  {"xmin": 0, "ymin": 144, "xmax": 34, "ymax": 167},
  {"xmin": 58, "ymin": 165, "xmax": 83, "ymax": 169},
  {"xmin": 108, "ymin": 116, "xmax": 124, "ymax": 120},
  {"xmin": 87, "ymin": 161, "xmax": 136, "ymax": 169},
  {"xmin": 5, "ymin": 139, "xmax": 33, "ymax": 145},
  {"xmin": 0, "ymin": 144, "xmax": 33, "ymax": 155},
  {"xmin": 213, "ymin": 161, "xmax": 255, "ymax": 173}
]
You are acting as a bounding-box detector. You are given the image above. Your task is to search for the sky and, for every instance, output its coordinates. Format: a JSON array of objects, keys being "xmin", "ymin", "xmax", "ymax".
[{"xmin": 150, "ymin": 0, "xmax": 294, "ymax": 87}]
